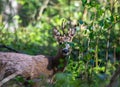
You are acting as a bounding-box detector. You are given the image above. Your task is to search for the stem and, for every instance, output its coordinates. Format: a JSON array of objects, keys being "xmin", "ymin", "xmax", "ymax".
[
  {"xmin": 88, "ymin": 38, "xmax": 90, "ymax": 51},
  {"xmin": 35, "ymin": 0, "xmax": 50, "ymax": 21},
  {"xmin": 113, "ymin": 44, "xmax": 116, "ymax": 63},
  {"xmin": 104, "ymin": 29, "xmax": 110, "ymax": 72},
  {"xmin": 95, "ymin": 37, "xmax": 99, "ymax": 67},
  {"xmin": 82, "ymin": 0, "xmax": 91, "ymax": 21}
]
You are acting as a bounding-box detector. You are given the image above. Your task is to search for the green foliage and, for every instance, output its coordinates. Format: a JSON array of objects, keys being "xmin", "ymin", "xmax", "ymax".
[{"xmin": 54, "ymin": 73, "xmax": 80, "ymax": 87}]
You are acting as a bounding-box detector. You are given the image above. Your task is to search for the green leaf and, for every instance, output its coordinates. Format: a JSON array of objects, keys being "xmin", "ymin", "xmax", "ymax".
[
  {"xmin": 82, "ymin": 0, "xmax": 87, "ymax": 6},
  {"xmin": 99, "ymin": 20, "xmax": 105, "ymax": 27},
  {"xmin": 79, "ymin": 20, "xmax": 84, "ymax": 24}
]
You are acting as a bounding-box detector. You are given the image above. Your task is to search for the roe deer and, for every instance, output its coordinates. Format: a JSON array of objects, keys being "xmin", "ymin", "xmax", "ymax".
[{"xmin": 0, "ymin": 21, "xmax": 76, "ymax": 87}]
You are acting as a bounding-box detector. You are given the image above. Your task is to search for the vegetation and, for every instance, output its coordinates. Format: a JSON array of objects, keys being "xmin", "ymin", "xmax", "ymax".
[{"xmin": 0, "ymin": 0, "xmax": 120, "ymax": 87}]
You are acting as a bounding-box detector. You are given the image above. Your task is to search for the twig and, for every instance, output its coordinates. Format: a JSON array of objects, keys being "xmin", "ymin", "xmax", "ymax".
[{"xmin": 0, "ymin": 72, "xmax": 20, "ymax": 87}]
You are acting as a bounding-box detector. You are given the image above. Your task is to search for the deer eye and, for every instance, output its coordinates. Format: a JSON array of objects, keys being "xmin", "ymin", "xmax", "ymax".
[{"xmin": 59, "ymin": 42, "xmax": 62, "ymax": 45}]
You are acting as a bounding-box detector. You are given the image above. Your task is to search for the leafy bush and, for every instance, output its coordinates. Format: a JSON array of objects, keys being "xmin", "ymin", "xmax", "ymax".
[{"xmin": 0, "ymin": 0, "xmax": 120, "ymax": 87}]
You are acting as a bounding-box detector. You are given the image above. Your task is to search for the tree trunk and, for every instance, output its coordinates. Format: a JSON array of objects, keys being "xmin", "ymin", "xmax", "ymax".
[{"xmin": 2, "ymin": 0, "xmax": 19, "ymax": 32}]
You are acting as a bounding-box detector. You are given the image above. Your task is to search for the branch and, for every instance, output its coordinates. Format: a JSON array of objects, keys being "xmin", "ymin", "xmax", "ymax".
[
  {"xmin": 35, "ymin": 0, "xmax": 50, "ymax": 21},
  {"xmin": 0, "ymin": 44, "xmax": 20, "ymax": 53},
  {"xmin": 106, "ymin": 66, "xmax": 120, "ymax": 87},
  {"xmin": 108, "ymin": 20, "xmax": 120, "ymax": 30},
  {"xmin": 0, "ymin": 72, "xmax": 20, "ymax": 87},
  {"xmin": 106, "ymin": 20, "xmax": 120, "ymax": 87}
]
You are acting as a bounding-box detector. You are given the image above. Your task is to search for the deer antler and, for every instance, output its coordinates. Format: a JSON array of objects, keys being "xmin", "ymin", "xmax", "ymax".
[{"xmin": 53, "ymin": 19, "xmax": 76, "ymax": 44}]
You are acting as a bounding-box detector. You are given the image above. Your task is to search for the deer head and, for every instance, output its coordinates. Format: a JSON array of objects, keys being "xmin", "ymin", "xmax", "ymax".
[{"xmin": 53, "ymin": 20, "xmax": 76, "ymax": 56}]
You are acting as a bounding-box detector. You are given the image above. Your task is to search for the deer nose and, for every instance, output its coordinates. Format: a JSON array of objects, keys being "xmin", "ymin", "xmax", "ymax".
[{"xmin": 62, "ymin": 49, "xmax": 69, "ymax": 54}]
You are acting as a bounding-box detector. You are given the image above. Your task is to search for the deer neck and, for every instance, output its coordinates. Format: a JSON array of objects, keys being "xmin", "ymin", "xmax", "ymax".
[{"xmin": 51, "ymin": 49, "xmax": 67, "ymax": 72}]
